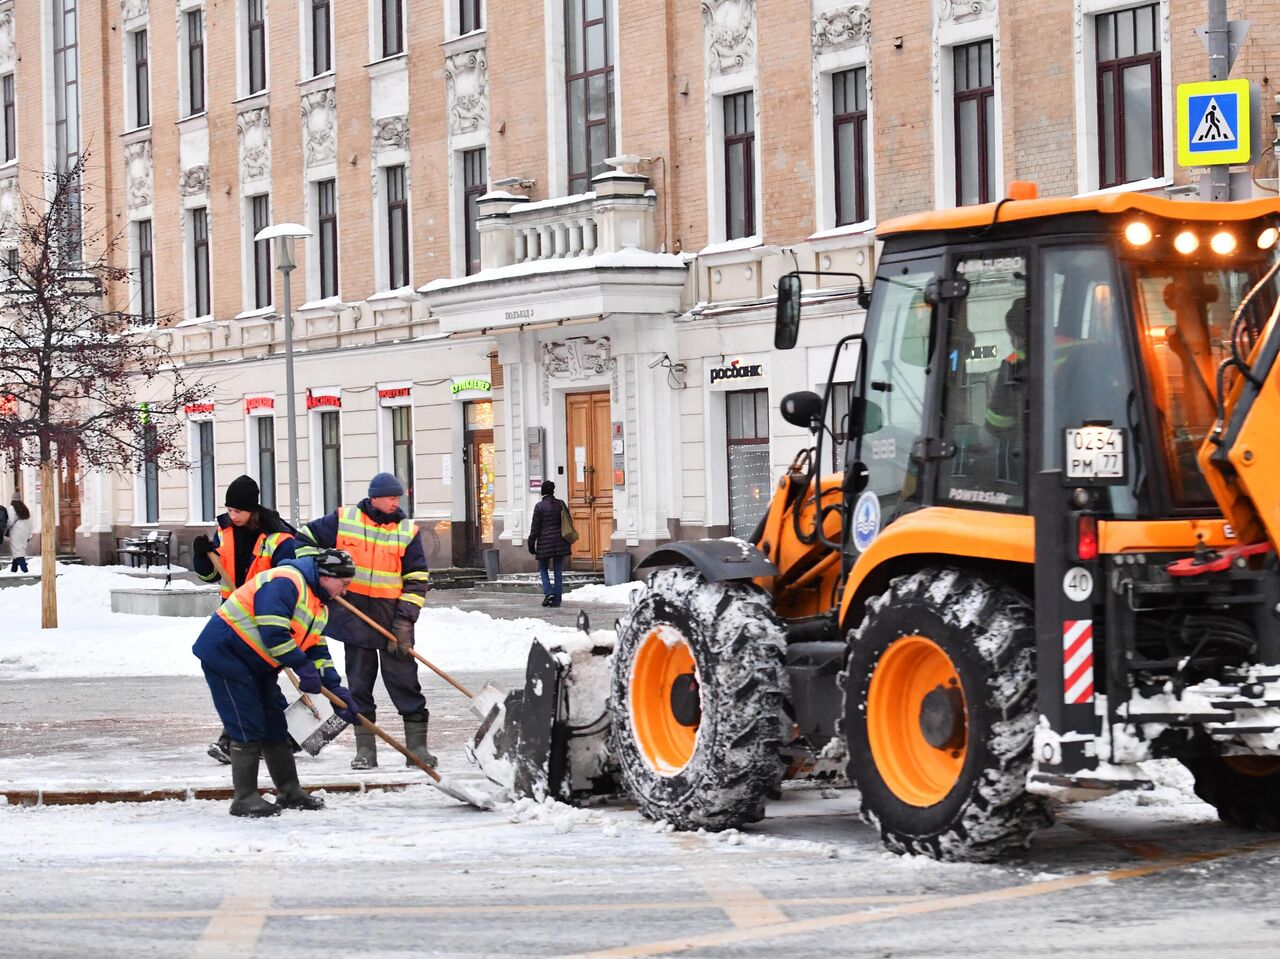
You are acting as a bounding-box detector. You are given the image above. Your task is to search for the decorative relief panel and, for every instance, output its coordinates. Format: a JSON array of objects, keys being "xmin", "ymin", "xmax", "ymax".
[
  {"xmin": 237, "ymin": 107, "xmax": 271, "ymax": 183},
  {"xmin": 813, "ymin": 3, "xmax": 870, "ymax": 54},
  {"xmin": 124, "ymin": 139, "xmax": 153, "ymax": 212},
  {"xmin": 445, "ymin": 49, "xmax": 488, "ymax": 136},
  {"xmin": 939, "ymin": 0, "xmax": 997, "ymax": 23},
  {"xmin": 180, "ymin": 164, "xmax": 209, "ymax": 197},
  {"xmin": 541, "ymin": 336, "xmax": 615, "ymax": 405},
  {"xmin": 0, "ymin": 175, "xmax": 19, "ymax": 236},
  {"xmin": 372, "ymin": 115, "xmax": 409, "ymax": 153},
  {"xmin": 702, "ymin": 0, "xmax": 756, "ymax": 77},
  {"xmin": 121, "ymin": 0, "xmax": 148, "ymax": 22},
  {"xmin": 301, "ymin": 88, "xmax": 337, "ymax": 168},
  {"xmin": 0, "ymin": 9, "xmax": 15, "ymax": 75}
]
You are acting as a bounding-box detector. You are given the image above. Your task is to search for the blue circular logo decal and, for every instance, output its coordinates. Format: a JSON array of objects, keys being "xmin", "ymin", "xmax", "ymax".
[{"xmin": 852, "ymin": 491, "xmax": 881, "ymax": 553}]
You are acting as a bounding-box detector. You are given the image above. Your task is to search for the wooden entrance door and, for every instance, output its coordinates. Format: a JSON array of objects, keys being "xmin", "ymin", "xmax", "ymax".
[
  {"xmin": 463, "ymin": 401, "xmax": 495, "ymax": 567},
  {"xmin": 565, "ymin": 391, "xmax": 613, "ymax": 569},
  {"xmin": 56, "ymin": 445, "xmax": 81, "ymax": 552}
]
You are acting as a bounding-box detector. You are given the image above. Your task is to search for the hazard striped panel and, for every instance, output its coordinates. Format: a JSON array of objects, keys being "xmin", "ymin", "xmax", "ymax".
[{"xmin": 1063, "ymin": 620, "xmax": 1095, "ymax": 705}]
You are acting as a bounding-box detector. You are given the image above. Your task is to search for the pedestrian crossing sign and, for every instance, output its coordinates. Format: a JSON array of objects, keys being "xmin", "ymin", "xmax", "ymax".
[{"xmin": 1177, "ymin": 79, "xmax": 1251, "ymax": 167}]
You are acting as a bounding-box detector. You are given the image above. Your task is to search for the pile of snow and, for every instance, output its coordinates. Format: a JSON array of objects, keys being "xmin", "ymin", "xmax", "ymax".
[{"xmin": 562, "ymin": 581, "xmax": 645, "ymax": 605}]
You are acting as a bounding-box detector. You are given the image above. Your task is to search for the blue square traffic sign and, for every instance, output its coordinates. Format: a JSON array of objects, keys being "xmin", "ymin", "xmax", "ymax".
[
  {"xmin": 1186, "ymin": 93, "xmax": 1239, "ymax": 153},
  {"xmin": 1178, "ymin": 79, "xmax": 1251, "ymax": 167}
]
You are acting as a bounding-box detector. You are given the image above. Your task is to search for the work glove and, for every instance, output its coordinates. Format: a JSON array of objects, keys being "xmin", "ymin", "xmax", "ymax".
[
  {"xmin": 192, "ymin": 535, "xmax": 215, "ymax": 556},
  {"xmin": 294, "ymin": 663, "xmax": 322, "ymax": 695},
  {"xmin": 388, "ymin": 618, "xmax": 415, "ymax": 659},
  {"xmin": 328, "ymin": 684, "xmax": 359, "ymax": 725}
]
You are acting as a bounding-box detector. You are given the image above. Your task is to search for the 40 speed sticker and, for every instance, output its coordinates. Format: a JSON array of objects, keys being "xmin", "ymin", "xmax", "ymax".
[
  {"xmin": 852, "ymin": 491, "xmax": 881, "ymax": 552},
  {"xmin": 1063, "ymin": 566, "xmax": 1093, "ymax": 603}
]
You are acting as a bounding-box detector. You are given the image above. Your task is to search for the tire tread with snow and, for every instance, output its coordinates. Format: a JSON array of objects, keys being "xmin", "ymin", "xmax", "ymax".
[
  {"xmin": 1183, "ymin": 758, "xmax": 1280, "ymax": 830},
  {"xmin": 610, "ymin": 566, "xmax": 789, "ymax": 831},
  {"xmin": 843, "ymin": 567, "xmax": 1050, "ymax": 862}
]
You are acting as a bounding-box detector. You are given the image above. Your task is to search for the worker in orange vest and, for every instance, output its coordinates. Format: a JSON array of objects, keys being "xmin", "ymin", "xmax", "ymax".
[
  {"xmin": 192, "ymin": 550, "xmax": 360, "ymax": 817},
  {"xmin": 303, "ymin": 472, "xmax": 431, "ymax": 770},
  {"xmin": 192, "ymin": 475, "xmax": 309, "ymax": 765}
]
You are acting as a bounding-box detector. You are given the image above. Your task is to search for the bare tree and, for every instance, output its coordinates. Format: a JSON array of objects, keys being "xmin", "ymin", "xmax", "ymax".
[{"xmin": 0, "ymin": 154, "xmax": 208, "ymax": 627}]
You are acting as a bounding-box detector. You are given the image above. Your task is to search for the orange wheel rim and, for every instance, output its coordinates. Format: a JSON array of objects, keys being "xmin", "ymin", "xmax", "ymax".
[
  {"xmin": 630, "ymin": 626, "xmax": 699, "ymax": 776},
  {"xmin": 1224, "ymin": 756, "xmax": 1280, "ymax": 778},
  {"xmin": 866, "ymin": 635, "xmax": 968, "ymax": 807}
]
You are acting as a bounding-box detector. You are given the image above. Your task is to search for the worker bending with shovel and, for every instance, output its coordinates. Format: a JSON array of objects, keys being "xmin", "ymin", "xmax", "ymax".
[
  {"xmin": 303, "ymin": 473, "xmax": 433, "ymax": 771},
  {"xmin": 193, "ymin": 549, "xmax": 360, "ymax": 817}
]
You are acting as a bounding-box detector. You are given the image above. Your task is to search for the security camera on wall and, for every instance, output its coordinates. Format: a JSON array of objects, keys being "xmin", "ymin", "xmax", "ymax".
[{"xmin": 648, "ymin": 353, "xmax": 669, "ymax": 370}]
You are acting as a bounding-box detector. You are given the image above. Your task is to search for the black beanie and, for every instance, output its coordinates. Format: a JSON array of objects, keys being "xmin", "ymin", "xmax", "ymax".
[
  {"xmin": 540, "ymin": 480, "xmax": 555, "ymax": 496},
  {"xmin": 225, "ymin": 475, "xmax": 260, "ymax": 511}
]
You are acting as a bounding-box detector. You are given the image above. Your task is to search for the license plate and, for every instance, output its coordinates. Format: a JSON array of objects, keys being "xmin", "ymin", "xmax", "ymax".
[{"xmin": 1065, "ymin": 426, "xmax": 1126, "ymax": 484}]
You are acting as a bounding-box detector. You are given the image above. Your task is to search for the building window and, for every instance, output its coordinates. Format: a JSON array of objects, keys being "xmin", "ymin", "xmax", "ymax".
[
  {"xmin": 186, "ymin": 10, "xmax": 205, "ymax": 116},
  {"xmin": 246, "ymin": 0, "xmax": 267, "ymax": 95},
  {"xmin": 130, "ymin": 29, "xmax": 149, "ymax": 128},
  {"xmin": 250, "ymin": 195, "xmax": 271, "ymax": 310},
  {"xmin": 196, "ymin": 420, "xmax": 216, "ymax": 523},
  {"xmin": 4, "ymin": 247, "xmax": 18, "ymax": 277},
  {"xmin": 463, "ymin": 148, "xmax": 487, "ymax": 276},
  {"xmin": 311, "ymin": 0, "xmax": 332, "ymax": 76},
  {"xmin": 391, "ymin": 406, "xmax": 414, "ymax": 517},
  {"xmin": 142, "ymin": 422, "xmax": 160, "ymax": 524},
  {"xmin": 1096, "ymin": 3, "xmax": 1162, "ymax": 188},
  {"xmin": 381, "ymin": 0, "xmax": 404, "ymax": 58},
  {"xmin": 565, "ymin": 0, "xmax": 615, "ymax": 195},
  {"xmin": 460, "ymin": 0, "xmax": 483, "ymax": 34},
  {"xmin": 256, "ymin": 416, "xmax": 276, "ymax": 510},
  {"xmin": 317, "ymin": 179, "xmax": 338, "ymax": 299},
  {"xmin": 320, "ymin": 410, "xmax": 342, "ymax": 514},
  {"xmin": 954, "ymin": 40, "xmax": 995, "ymax": 207},
  {"xmin": 136, "ymin": 219, "xmax": 154, "ymax": 321},
  {"xmin": 191, "ymin": 207, "xmax": 210, "ymax": 318},
  {"xmin": 385, "ymin": 165, "xmax": 409, "ymax": 289},
  {"xmin": 2, "ymin": 73, "xmax": 16, "ymax": 162},
  {"xmin": 53, "ymin": 0, "xmax": 82, "ymax": 260},
  {"xmin": 723, "ymin": 91, "xmax": 755, "ymax": 240},
  {"xmin": 726, "ymin": 389, "xmax": 770, "ymax": 538},
  {"xmin": 833, "ymin": 68, "xmax": 869, "ymax": 227}
]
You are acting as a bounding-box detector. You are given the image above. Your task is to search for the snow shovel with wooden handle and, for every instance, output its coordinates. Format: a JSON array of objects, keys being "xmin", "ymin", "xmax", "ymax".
[
  {"xmin": 332, "ymin": 595, "xmax": 507, "ymax": 720},
  {"xmin": 314, "ymin": 686, "xmax": 499, "ymax": 810}
]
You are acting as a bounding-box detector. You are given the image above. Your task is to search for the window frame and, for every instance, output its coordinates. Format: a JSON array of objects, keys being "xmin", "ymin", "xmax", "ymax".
[
  {"xmin": 246, "ymin": 0, "xmax": 267, "ymax": 95},
  {"xmin": 390, "ymin": 405, "xmax": 415, "ymax": 517},
  {"xmin": 131, "ymin": 28, "xmax": 150, "ymax": 129},
  {"xmin": 317, "ymin": 178, "xmax": 338, "ymax": 299},
  {"xmin": 319, "ymin": 409, "xmax": 343, "ymax": 515},
  {"xmin": 462, "ymin": 147, "xmax": 487, "ymax": 276},
  {"xmin": 195, "ymin": 419, "xmax": 216, "ymax": 523},
  {"xmin": 952, "ymin": 39, "xmax": 996, "ymax": 207},
  {"xmin": 1095, "ymin": 4, "xmax": 1163, "ymax": 189},
  {"xmin": 311, "ymin": 0, "xmax": 332, "ymax": 76},
  {"xmin": 459, "ymin": 0, "xmax": 483, "ymax": 35},
  {"xmin": 186, "ymin": 9, "xmax": 206, "ymax": 116},
  {"xmin": 136, "ymin": 219, "xmax": 154, "ymax": 321},
  {"xmin": 723, "ymin": 90, "xmax": 756, "ymax": 241},
  {"xmin": 725, "ymin": 388, "xmax": 771, "ymax": 538},
  {"xmin": 142, "ymin": 421, "xmax": 160, "ymax": 525},
  {"xmin": 385, "ymin": 164, "xmax": 410, "ymax": 290},
  {"xmin": 256, "ymin": 415, "xmax": 277, "ymax": 510},
  {"xmin": 832, "ymin": 67, "xmax": 869, "ymax": 228},
  {"xmin": 191, "ymin": 207, "xmax": 211, "ymax": 319},
  {"xmin": 564, "ymin": 0, "xmax": 616, "ymax": 195},
  {"xmin": 381, "ymin": 0, "xmax": 404, "ymax": 59},
  {"xmin": 2, "ymin": 73, "xmax": 15, "ymax": 163},
  {"xmin": 249, "ymin": 194, "xmax": 272, "ymax": 310}
]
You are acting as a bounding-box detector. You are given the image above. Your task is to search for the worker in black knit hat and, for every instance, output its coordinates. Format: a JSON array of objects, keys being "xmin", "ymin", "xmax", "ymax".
[{"xmin": 193, "ymin": 474, "xmax": 309, "ymax": 765}]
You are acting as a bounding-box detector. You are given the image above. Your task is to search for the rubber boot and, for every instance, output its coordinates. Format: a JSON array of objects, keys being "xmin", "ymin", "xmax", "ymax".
[
  {"xmin": 228, "ymin": 741, "xmax": 281, "ymax": 818},
  {"xmin": 351, "ymin": 729, "xmax": 378, "ymax": 770},
  {"xmin": 207, "ymin": 731, "xmax": 231, "ymax": 765},
  {"xmin": 403, "ymin": 712, "xmax": 439, "ymax": 769},
  {"xmin": 261, "ymin": 740, "xmax": 324, "ymax": 811}
]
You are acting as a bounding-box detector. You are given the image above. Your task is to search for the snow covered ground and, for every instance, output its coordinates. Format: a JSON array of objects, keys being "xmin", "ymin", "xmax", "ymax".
[{"xmin": 561, "ymin": 581, "xmax": 646, "ymax": 605}]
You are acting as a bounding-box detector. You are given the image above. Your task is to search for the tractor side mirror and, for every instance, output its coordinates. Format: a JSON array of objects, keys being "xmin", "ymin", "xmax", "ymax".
[
  {"xmin": 844, "ymin": 460, "xmax": 870, "ymax": 496},
  {"xmin": 780, "ymin": 390, "xmax": 823, "ymax": 432},
  {"xmin": 775, "ymin": 273, "xmax": 803, "ymax": 350}
]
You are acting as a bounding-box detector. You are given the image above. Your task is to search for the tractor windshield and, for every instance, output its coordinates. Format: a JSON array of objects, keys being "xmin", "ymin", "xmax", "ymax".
[{"xmin": 1127, "ymin": 251, "xmax": 1280, "ymax": 507}]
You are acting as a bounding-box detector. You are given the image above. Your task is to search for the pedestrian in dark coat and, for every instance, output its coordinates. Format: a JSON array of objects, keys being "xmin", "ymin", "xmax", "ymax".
[{"xmin": 528, "ymin": 480, "xmax": 573, "ymax": 607}]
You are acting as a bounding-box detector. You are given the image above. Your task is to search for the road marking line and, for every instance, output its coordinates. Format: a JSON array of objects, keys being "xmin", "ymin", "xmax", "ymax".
[
  {"xmin": 192, "ymin": 895, "xmax": 267, "ymax": 958},
  {"xmin": 0, "ymin": 895, "xmax": 928, "ymax": 924},
  {"xmin": 560, "ymin": 837, "xmax": 1280, "ymax": 959},
  {"xmin": 697, "ymin": 879, "xmax": 789, "ymax": 928},
  {"xmin": 1060, "ymin": 819, "xmax": 1168, "ymax": 861}
]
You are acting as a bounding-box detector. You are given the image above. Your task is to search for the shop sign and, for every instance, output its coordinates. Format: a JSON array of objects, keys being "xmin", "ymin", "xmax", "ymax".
[
  {"xmin": 185, "ymin": 402, "xmax": 215, "ymax": 421},
  {"xmin": 0, "ymin": 393, "xmax": 16, "ymax": 417},
  {"xmin": 306, "ymin": 388, "xmax": 342, "ymax": 410},
  {"xmin": 378, "ymin": 382, "xmax": 413, "ymax": 407},
  {"xmin": 450, "ymin": 376, "xmax": 492, "ymax": 398},
  {"xmin": 244, "ymin": 395, "xmax": 274, "ymax": 415},
  {"xmin": 709, "ymin": 359, "xmax": 765, "ymax": 386}
]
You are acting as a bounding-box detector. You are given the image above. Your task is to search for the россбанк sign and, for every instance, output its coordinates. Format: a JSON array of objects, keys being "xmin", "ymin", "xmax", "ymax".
[{"xmin": 709, "ymin": 360, "xmax": 765, "ymax": 385}]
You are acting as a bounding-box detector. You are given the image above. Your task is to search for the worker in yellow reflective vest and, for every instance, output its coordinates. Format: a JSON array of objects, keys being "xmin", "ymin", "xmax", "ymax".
[
  {"xmin": 192, "ymin": 550, "xmax": 359, "ymax": 818},
  {"xmin": 303, "ymin": 473, "xmax": 432, "ymax": 770},
  {"xmin": 192, "ymin": 474, "xmax": 310, "ymax": 766}
]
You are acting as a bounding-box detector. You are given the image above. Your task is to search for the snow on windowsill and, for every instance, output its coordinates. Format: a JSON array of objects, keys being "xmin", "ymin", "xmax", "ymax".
[
  {"xmin": 234, "ymin": 306, "xmax": 276, "ymax": 322},
  {"xmin": 296, "ymin": 296, "xmax": 349, "ymax": 316},
  {"xmin": 1075, "ymin": 176, "xmax": 1174, "ymax": 199},
  {"xmin": 807, "ymin": 222, "xmax": 876, "ymax": 243},
  {"xmin": 367, "ymin": 286, "xmax": 419, "ymax": 309},
  {"xmin": 695, "ymin": 235, "xmax": 764, "ymax": 264}
]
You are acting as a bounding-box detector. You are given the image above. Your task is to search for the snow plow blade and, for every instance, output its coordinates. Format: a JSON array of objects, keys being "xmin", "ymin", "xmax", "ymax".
[{"xmin": 468, "ymin": 636, "xmax": 619, "ymax": 803}]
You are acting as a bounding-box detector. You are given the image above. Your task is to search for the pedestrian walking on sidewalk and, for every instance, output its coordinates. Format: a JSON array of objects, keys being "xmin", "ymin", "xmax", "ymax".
[
  {"xmin": 528, "ymin": 481, "xmax": 573, "ymax": 608},
  {"xmin": 303, "ymin": 472, "xmax": 433, "ymax": 771},
  {"xmin": 192, "ymin": 550, "xmax": 360, "ymax": 818},
  {"xmin": 6, "ymin": 499, "xmax": 32, "ymax": 574},
  {"xmin": 192, "ymin": 475, "xmax": 309, "ymax": 765}
]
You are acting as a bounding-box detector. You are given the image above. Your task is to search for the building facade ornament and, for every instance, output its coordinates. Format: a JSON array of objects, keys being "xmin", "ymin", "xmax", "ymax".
[
  {"xmin": 0, "ymin": 174, "xmax": 19, "ymax": 237},
  {"xmin": 939, "ymin": 0, "xmax": 997, "ymax": 24},
  {"xmin": 541, "ymin": 336, "xmax": 615, "ymax": 405},
  {"xmin": 237, "ymin": 107, "xmax": 271, "ymax": 183},
  {"xmin": 702, "ymin": 0, "xmax": 756, "ymax": 77},
  {"xmin": 179, "ymin": 164, "xmax": 209, "ymax": 197},
  {"xmin": 0, "ymin": 9, "xmax": 15, "ymax": 75},
  {"xmin": 445, "ymin": 49, "xmax": 488, "ymax": 136},
  {"xmin": 813, "ymin": 4, "xmax": 870, "ymax": 54},
  {"xmin": 124, "ymin": 139, "xmax": 153, "ymax": 212},
  {"xmin": 372, "ymin": 115, "xmax": 409, "ymax": 153},
  {"xmin": 121, "ymin": 0, "xmax": 148, "ymax": 23},
  {"xmin": 301, "ymin": 87, "xmax": 337, "ymax": 168}
]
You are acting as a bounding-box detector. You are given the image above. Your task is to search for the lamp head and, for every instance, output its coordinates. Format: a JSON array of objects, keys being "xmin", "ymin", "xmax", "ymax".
[{"xmin": 254, "ymin": 223, "xmax": 313, "ymax": 271}]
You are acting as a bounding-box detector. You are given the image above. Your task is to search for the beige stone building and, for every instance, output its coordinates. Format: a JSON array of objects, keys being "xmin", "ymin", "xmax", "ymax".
[{"xmin": 1, "ymin": 0, "xmax": 1277, "ymax": 572}]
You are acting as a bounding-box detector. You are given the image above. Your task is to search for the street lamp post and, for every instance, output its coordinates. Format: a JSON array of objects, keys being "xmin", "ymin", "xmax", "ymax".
[{"xmin": 254, "ymin": 223, "xmax": 313, "ymax": 529}]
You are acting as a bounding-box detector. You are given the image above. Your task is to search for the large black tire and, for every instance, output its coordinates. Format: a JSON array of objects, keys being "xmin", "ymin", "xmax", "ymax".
[
  {"xmin": 1183, "ymin": 757, "xmax": 1280, "ymax": 830},
  {"xmin": 609, "ymin": 566, "xmax": 789, "ymax": 830},
  {"xmin": 843, "ymin": 568, "xmax": 1050, "ymax": 862}
]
